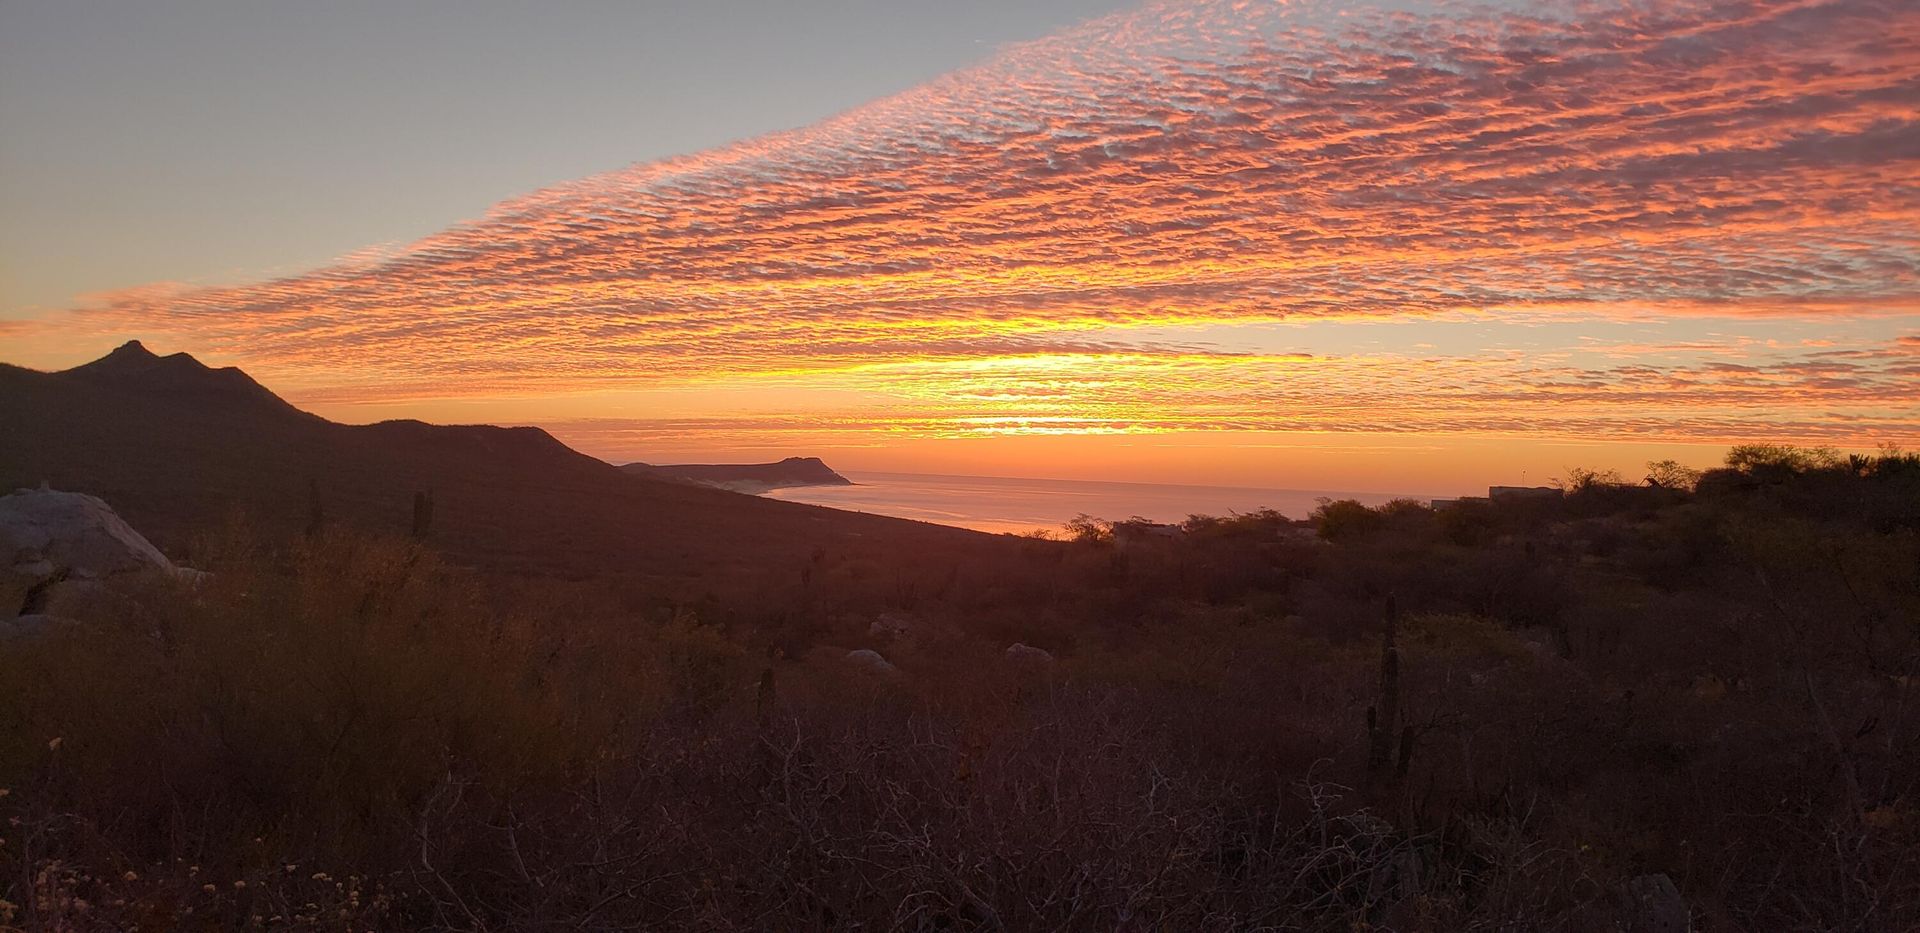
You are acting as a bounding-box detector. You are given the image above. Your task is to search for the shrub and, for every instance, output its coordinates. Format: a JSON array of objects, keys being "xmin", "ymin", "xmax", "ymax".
[
  {"xmin": 1724, "ymin": 443, "xmax": 1842, "ymax": 476},
  {"xmin": 1311, "ymin": 498, "xmax": 1384, "ymax": 541},
  {"xmin": 1644, "ymin": 459, "xmax": 1704, "ymax": 491},
  {"xmin": 7, "ymin": 439, "xmax": 1920, "ymax": 929}
]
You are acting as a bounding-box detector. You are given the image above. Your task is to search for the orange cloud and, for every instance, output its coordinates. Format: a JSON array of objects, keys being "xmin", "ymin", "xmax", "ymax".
[{"xmin": 9, "ymin": 0, "xmax": 1918, "ymax": 452}]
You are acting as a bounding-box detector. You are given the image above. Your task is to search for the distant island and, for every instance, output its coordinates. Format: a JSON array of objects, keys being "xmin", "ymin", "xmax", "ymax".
[{"xmin": 621, "ymin": 456, "xmax": 854, "ymax": 494}]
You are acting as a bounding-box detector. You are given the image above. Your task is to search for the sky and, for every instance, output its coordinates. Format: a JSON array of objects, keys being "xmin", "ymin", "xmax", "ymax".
[{"xmin": 3, "ymin": 0, "xmax": 1917, "ymax": 494}]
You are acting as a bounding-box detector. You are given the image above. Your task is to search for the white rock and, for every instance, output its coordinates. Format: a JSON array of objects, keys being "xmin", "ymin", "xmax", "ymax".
[
  {"xmin": 1, "ymin": 488, "xmax": 172, "ymax": 582},
  {"xmin": 2, "ymin": 489, "xmax": 177, "ymax": 621}
]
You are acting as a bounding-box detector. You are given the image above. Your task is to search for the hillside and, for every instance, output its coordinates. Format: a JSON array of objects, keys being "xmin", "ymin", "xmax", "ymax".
[
  {"xmin": 6, "ymin": 438, "xmax": 1915, "ymax": 930},
  {"xmin": 621, "ymin": 456, "xmax": 852, "ymax": 492},
  {"xmin": 0, "ymin": 342, "xmax": 1001, "ymax": 589}
]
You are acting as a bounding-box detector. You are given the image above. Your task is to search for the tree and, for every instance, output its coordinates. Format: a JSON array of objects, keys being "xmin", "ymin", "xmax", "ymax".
[
  {"xmin": 1311, "ymin": 498, "xmax": 1384, "ymax": 541},
  {"xmin": 1645, "ymin": 459, "xmax": 1703, "ymax": 491},
  {"xmin": 1555, "ymin": 466, "xmax": 1625, "ymax": 492},
  {"xmin": 1724, "ymin": 444, "xmax": 1841, "ymax": 475},
  {"xmin": 1063, "ymin": 513, "xmax": 1112, "ymax": 544}
]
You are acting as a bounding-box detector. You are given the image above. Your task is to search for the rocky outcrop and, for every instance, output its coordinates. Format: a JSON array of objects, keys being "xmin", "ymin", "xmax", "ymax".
[
  {"xmin": 1, "ymin": 487, "xmax": 180, "ymax": 618},
  {"xmin": 1006, "ymin": 643, "xmax": 1055, "ymax": 665},
  {"xmin": 844, "ymin": 648, "xmax": 900, "ymax": 676}
]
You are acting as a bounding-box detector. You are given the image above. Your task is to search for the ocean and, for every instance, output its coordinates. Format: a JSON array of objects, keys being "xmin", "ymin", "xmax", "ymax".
[{"xmin": 765, "ymin": 471, "xmax": 1418, "ymax": 535}]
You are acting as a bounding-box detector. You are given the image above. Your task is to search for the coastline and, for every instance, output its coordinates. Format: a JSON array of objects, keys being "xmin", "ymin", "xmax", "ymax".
[{"xmin": 767, "ymin": 470, "xmax": 1431, "ymax": 535}]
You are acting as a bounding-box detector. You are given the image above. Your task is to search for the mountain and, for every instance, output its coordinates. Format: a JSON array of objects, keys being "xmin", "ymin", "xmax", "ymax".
[
  {"xmin": 61, "ymin": 339, "xmax": 305, "ymax": 416},
  {"xmin": 622, "ymin": 457, "xmax": 853, "ymax": 493},
  {"xmin": 0, "ymin": 342, "xmax": 1001, "ymax": 590}
]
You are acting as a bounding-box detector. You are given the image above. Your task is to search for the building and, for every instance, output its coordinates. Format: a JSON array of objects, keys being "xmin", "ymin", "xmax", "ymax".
[{"xmin": 1488, "ymin": 485, "xmax": 1562, "ymax": 501}]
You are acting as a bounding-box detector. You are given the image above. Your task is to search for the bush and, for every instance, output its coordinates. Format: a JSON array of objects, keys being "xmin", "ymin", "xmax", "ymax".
[
  {"xmin": 1311, "ymin": 498, "xmax": 1385, "ymax": 541},
  {"xmin": 6, "ymin": 439, "xmax": 1920, "ymax": 929}
]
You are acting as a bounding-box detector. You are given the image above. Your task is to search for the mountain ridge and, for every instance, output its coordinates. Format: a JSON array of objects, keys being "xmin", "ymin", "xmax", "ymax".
[
  {"xmin": 62, "ymin": 339, "xmax": 310, "ymax": 417},
  {"xmin": 0, "ymin": 344, "xmax": 1002, "ymax": 588}
]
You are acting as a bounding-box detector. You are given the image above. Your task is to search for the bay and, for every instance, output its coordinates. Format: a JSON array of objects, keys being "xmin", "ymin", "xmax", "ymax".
[{"xmin": 766, "ymin": 470, "xmax": 1422, "ymax": 535}]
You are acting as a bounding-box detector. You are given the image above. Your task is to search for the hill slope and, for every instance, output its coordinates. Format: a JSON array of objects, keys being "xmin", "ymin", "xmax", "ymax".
[
  {"xmin": 0, "ymin": 342, "xmax": 999, "ymax": 587},
  {"xmin": 622, "ymin": 457, "xmax": 853, "ymax": 492}
]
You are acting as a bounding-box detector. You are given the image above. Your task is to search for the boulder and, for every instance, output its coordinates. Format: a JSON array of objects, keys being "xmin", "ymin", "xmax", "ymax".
[
  {"xmin": 32, "ymin": 578, "xmax": 112, "ymax": 618},
  {"xmin": 1005, "ymin": 643, "xmax": 1055, "ymax": 664},
  {"xmin": 868, "ymin": 612, "xmax": 915, "ymax": 638},
  {"xmin": 0, "ymin": 613, "xmax": 76, "ymax": 640},
  {"xmin": 1, "ymin": 488, "xmax": 177, "ymax": 616},
  {"xmin": 12, "ymin": 558, "xmax": 54, "ymax": 580},
  {"xmin": 2, "ymin": 488, "xmax": 171, "ymax": 578},
  {"xmin": 844, "ymin": 648, "xmax": 899, "ymax": 676},
  {"xmin": 1615, "ymin": 873, "xmax": 1690, "ymax": 933}
]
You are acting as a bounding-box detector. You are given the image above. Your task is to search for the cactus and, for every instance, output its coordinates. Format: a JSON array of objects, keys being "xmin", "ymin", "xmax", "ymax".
[
  {"xmin": 305, "ymin": 478, "xmax": 325, "ymax": 538},
  {"xmin": 756, "ymin": 666, "xmax": 777, "ymax": 732},
  {"xmin": 1367, "ymin": 594, "xmax": 1403, "ymax": 776},
  {"xmin": 411, "ymin": 490, "xmax": 434, "ymax": 540}
]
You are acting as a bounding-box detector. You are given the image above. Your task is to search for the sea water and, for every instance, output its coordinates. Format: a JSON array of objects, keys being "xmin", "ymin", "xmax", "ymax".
[{"xmin": 765, "ymin": 471, "xmax": 1418, "ymax": 535}]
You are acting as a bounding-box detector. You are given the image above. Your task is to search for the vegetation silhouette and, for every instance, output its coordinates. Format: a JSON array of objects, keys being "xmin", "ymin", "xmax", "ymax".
[{"xmin": 3, "ymin": 442, "xmax": 1915, "ymax": 930}]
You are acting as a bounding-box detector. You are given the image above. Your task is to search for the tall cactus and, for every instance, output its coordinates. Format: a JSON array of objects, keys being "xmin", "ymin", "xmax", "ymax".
[
  {"xmin": 411, "ymin": 490, "xmax": 434, "ymax": 540},
  {"xmin": 756, "ymin": 666, "xmax": 777, "ymax": 732},
  {"xmin": 1367, "ymin": 595, "xmax": 1403, "ymax": 776},
  {"xmin": 305, "ymin": 478, "xmax": 325, "ymax": 538}
]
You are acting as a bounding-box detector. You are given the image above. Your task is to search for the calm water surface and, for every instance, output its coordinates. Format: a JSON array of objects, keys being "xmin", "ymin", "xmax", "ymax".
[{"xmin": 766, "ymin": 471, "xmax": 1422, "ymax": 535}]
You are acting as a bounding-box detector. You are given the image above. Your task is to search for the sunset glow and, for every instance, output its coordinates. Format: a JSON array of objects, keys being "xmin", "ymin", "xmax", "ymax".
[{"xmin": 7, "ymin": 0, "xmax": 1917, "ymax": 487}]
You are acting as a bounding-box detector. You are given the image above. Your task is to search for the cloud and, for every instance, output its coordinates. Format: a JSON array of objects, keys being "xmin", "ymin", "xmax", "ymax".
[{"xmin": 13, "ymin": 0, "xmax": 1919, "ymax": 446}]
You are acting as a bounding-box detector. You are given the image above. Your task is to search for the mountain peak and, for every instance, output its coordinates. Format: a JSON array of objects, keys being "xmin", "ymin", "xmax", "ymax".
[
  {"xmin": 59, "ymin": 341, "xmax": 305, "ymax": 418},
  {"xmin": 71, "ymin": 341, "xmax": 213, "ymax": 379}
]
